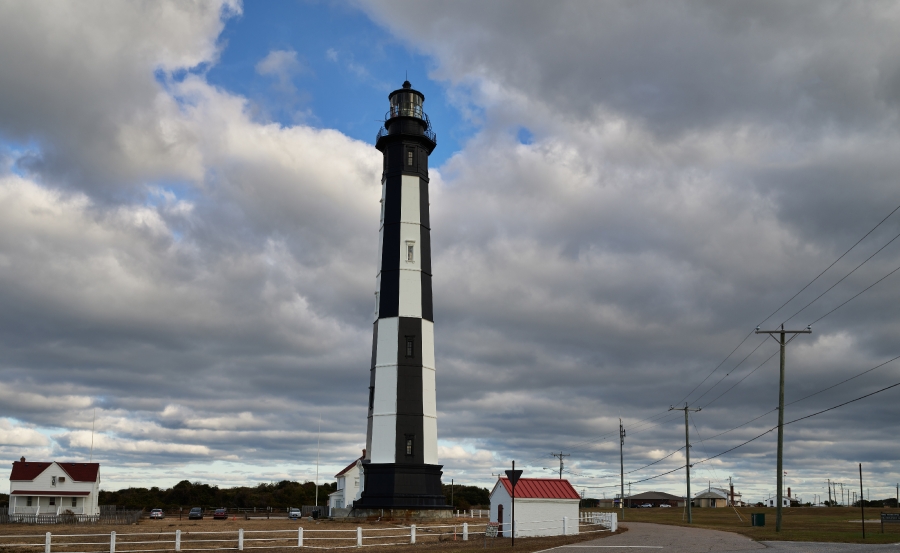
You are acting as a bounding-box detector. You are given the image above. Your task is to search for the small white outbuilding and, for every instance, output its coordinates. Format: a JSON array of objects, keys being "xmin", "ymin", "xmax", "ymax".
[{"xmin": 490, "ymin": 477, "xmax": 580, "ymax": 537}]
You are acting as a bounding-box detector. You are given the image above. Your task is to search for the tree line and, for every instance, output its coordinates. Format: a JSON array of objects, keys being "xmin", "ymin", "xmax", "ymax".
[{"xmin": 95, "ymin": 480, "xmax": 490, "ymax": 511}]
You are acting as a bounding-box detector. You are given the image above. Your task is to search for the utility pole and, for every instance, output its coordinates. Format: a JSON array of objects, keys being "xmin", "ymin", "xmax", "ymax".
[
  {"xmin": 619, "ymin": 419, "xmax": 625, "ymax": 520},
  {"xmin": 840, "ymin": 483, "xmax": 844, "ymax": 507},
  {"xmin": 550, "ymin": 451, "xmax": 570, "ymax": 480},
  {"xmin": 859, "ymin": 463, "xmax": 866, "ymax": 539},
  {"xmin": 828, "ymin": 479, "xmax": 832, "ymax": 506},
  {"xmin": 669, "ymin": 403, "xmax": 701, "ymax": 523},
  {"xmin": 755, "ymin": 324, "xmax": 811, "ymax": 532}
]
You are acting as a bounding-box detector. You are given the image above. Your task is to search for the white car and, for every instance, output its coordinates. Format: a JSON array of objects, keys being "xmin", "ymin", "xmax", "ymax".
[
  {"xmin": 659, "ymin": 504, "xmax": 672, "ymax": 508},
  {"xmin": 639, "ymin": 503, "xmax": 653, "ymax": 508},
  {"xmin": 288, "ymin": 508, "xmax": 301, "ymax": 519},
  {"xmin": 150, "ymin": 509, "xmax": 165, "ymax": 519}
]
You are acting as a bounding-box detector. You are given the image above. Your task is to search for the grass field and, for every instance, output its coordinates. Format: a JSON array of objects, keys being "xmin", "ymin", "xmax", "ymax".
[
  {"xmin": 0, "ymin": 516, "xmax": 622, "ymax": 553},
  {"xmin": 606, "ymin": 505, "xmax": 900, "ymax": 544}
]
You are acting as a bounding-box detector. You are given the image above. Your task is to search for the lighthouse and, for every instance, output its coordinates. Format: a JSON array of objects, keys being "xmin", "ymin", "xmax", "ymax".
[{"xmin": 353, "ymin": 81, "xmax": 449, "ymax": 512}]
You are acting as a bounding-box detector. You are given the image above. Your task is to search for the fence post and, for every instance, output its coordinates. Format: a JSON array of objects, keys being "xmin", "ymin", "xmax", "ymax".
[
  {"xmin": 356, "ymin": 527, "xmax": 362, "ymax": 547},
  {"xmin": 563, "ymin": 517, "xmax": 568, "ymax": 536},
  {"xmin": 110, "ymin": 531, "xmax": 116, "ymax": 553},
  {"xmin": 238, "ymin": 529, "xmax": 244, "ymax": 551},
  {"xmin": 298, "ymin": 527, "xmax": 303, "ymax": 547},
  {"xmin": 175, "ymin": 530, "xmax": 181, "ymax": 552},
  {"xmin": 45, "ymin": 532, "xmax": 51, "ymax": 553},
  {"xmin": 463, "ymin": 522, "xmax": 468, "ymax": 541},
  {"xmin": 410, "ymin": 524, "xmax": 416, "ymax": 544}
]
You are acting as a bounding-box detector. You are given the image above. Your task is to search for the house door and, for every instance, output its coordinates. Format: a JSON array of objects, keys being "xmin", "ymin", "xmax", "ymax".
[{"xmin": 497, "ymin": 504, "xmax": 504, "ymax": 537}]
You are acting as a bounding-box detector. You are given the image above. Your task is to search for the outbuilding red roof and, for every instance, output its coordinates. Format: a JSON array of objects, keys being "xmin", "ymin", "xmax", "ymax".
[
  {"xmin": 9, "ymin": 461, "xmax": 99, "ymax": 482},
  {"xmin": 497, "ymin": 478, "xmax": 580, "ymax": 500}
]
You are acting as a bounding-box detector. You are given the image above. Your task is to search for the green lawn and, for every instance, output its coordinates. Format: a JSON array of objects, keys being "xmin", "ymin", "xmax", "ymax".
[{"xmin": 599, "ymin": 506, "xmax": 900, "ymax": 544}]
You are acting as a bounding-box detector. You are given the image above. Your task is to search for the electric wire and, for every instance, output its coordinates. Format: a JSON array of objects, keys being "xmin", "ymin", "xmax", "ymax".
[
  {"xmin": 782, "ymin": 228, "xmax": 900, "ymax": 325},
  {"xmin": 690, "ymin": 337, "xmax": 769, "ymax": 406},
  {"xmin": 582, "ymin": 373, "xmax": 900, "ymax": 489},
  {"xmin": 675, "ymin": 201, "xmax": 900, "ymax": 409},
  {"xmin": 807, "ymin": 262, "xmax": 900, "ymax": 326},
  {"xmin": 700, "ymin": 347, "xmax": 780, "ymax": 410}
]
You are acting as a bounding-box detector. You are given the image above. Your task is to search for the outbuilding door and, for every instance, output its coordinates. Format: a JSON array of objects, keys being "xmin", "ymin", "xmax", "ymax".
[{"xmin": 497, "ymin": 504, "xmax": 504, "ymax": 537}]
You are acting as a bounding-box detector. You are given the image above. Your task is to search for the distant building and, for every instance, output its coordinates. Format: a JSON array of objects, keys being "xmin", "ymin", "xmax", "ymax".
[
  {"xmin": 597, "ymin": 491, "xmax": 684, "ymax": 508},
  {"xmin": 8, "ymin": 458, "xmax": 100, "ymax": 516},
  {"xmin": 328, "ymin": 450, "xmax": 364, "ymax": 511},
  {"xmin": 490, "ymin": 478, "xmax": 580, "ymax": 537},
  {"xmin": 694, "ymin": 489, "xmax": 728, "ymax": 508}
]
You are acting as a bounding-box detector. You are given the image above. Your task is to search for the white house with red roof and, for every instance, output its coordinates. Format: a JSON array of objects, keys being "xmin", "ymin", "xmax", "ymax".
[
  {"xmin": 490, "ymin": 477, "xmax": 581, "ymax": 537},
  {"xmin": 327, "ymin": 450, "xmax": 365, "ymax": 512},
  {"xmin": 7, "ymin": 457, "xmax": 101, "ymax": 516}
]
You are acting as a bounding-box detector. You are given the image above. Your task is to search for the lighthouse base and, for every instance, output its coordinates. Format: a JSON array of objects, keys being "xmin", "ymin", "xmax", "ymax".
[{"xmin": 353, "ymin": 463, "xmax": 450, "ymax": 510}]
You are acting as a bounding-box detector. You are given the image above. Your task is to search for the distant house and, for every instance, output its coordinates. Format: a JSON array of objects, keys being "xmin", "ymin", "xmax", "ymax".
[
  {"xmin": 490, "ymin": 478, "xmax": 580, "ymax": 537},
  {"xmin": 620, "ymin": 491, "xmax": 685, "ymax": 508},
  {"xmin": 694, "ymin": 489, "xmax": 728, "ymax": 508},
  {"xmin": 8, "ymin": 457, "xmax": 100, "ymax": 516},
  {"xmin": 327, "ymin": 450, "xmax": 364, "ymax": 512}
]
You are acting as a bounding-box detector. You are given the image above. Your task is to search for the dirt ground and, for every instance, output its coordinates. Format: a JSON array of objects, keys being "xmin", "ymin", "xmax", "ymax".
[{"xmin": 0, "ymin": 515, "xmax": 624, "ymax": 553}]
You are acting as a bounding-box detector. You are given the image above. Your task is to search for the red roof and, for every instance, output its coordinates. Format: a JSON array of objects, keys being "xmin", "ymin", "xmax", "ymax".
[
  {"xmin": 497, "ymin": 478, "xmax": 580, "ymax": 500},
  {"xmin": 58, "ymin": 462, "xmax": 100, "ymax": 482},
  {"xmin": 11, "ymin": 490, "xmax": 90, "ymax": 496},
  {"xmin": 9, "ymin": 462, "xmax": 52, "ymax": 481},
  {"xmin": 9, "ymin": 461, "xmax": 99, "ymax": 482},
  {"xmin": 335, "ymin": 457, "xmax": 362, "ymax": 478}
]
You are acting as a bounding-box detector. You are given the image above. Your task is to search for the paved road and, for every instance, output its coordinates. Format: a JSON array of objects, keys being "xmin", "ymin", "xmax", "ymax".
[{"xmin": 539, "ymin": 522, "xmax": 900, "ymax": 553}]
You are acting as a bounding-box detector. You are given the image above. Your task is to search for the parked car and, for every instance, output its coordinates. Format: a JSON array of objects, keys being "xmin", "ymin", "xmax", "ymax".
[
  {"xmin": 150, "ymin": 509, "xmax": 165, "ymax": 519},
  {"xmin": 639, "ymin": 503, "xmax": 653, "ymax": 508},
  {"xmin": 659, "ymin": 504, "xmax": 672, "ymax": 508},
  {"xmin": 288, "ymin": 507, "xmax": 301, "ymax": 519},
  {"xmin": 189, "ymin": 507, "xmax": 203, "ymax": 520},
  {"xmin": 213, "ymin": 508, "xmax": 227, "ymax": 520}
]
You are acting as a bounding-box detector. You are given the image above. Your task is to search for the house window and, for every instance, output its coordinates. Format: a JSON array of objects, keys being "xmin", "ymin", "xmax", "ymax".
[
  {"xmin": 406, "ymin": 337, "xmax": 414, "ymax": 358},
  {"xmin": 49, "ymin": 498, "xmax": 55, "ymax": 506},
  {"xmin": 407, "ymin": 150, "xmax": 414, "ymax": 166},
  {"xmin": 406, "ymin": 241, "xmax": 415, "ymax": 262},
  {"xmin": 51, "ymin": 476, "xmax": 57, "ymax": 486},
  {"xmin": 26, "ymin": 497, "xmax": 32, "ymax": 507},
  {"xmin": 58, "ymin": 477, "xmax": 65, "ymax": 483},
  {"xmin": 405, "ymin": 434, "xmax": 415, "ymax": 456},
  {"xmin": 71, "ymin": 497, "xmax": 77, "ymax": 507}
]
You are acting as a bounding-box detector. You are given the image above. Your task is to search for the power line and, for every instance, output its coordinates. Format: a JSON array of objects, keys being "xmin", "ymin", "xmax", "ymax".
[
  {"xmin": 783, "ymin": 228, "xmax": 900, "ymax": 325},
  {"xmin": 701, "ymin": 348, "xmax": 779, "ymax": 409},
  {"xmin": 808, "ymin": 261, "xmax": 900, "ymax": 326},
  {"xmin": 691, "ymin": 337, "xmax": 769, "ymax": 405},
  {"xmin": 677, "ymin": 201, "xmax": 900, "ymax": 408}
]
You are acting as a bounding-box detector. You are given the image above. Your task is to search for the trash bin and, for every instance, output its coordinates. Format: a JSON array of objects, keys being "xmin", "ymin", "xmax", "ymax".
[
  {"xmin": 751, "ymin": 513, "xmax": 765, "ymax": 527},
  {"xmin": 312, "ymin": 510, "xmax": 320, "ymax": 520}
]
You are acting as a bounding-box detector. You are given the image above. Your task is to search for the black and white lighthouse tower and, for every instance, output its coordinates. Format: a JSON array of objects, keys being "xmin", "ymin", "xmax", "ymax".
[{"xmin": 353, "ymin": 81, "xmax": 449, "ymax": 512}]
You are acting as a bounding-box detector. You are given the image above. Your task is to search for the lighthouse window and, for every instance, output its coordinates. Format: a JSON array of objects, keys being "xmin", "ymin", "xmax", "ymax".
[
  {"xmin": 407, "ymin": 150, "xmax": 414, "ymax": 166},
  {"xmin": 406, "ymin": 241, "xmax": 415, "ymax": 263},
  {"xmin": 405, "ymin": 434, "xmax": 415, "ymax": 456},
  {"xmin": 406, "ymin": 336, "xmax": 414, "ymax": 358}
]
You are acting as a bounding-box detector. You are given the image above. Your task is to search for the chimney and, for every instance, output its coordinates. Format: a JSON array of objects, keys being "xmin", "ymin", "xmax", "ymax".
[
  {"xmin": 20, "ymin": 456, "xmax": 25, "ymax": 462},
  {"xmin": 788, "ymin": 487, "xmax": 791, "ymax": 498},
  {"xmin": 362, "ymin": 448, "xmax": 366, "ymax": 458},
  {"xmin": 730, "ymin": 483, "xmax": 734, "ymax": 506}
]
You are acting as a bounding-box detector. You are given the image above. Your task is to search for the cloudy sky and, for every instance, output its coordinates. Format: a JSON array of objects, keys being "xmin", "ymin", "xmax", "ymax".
[{"xmin": 2, "ymin": 0, "xmax": 900, "ymax": 505}]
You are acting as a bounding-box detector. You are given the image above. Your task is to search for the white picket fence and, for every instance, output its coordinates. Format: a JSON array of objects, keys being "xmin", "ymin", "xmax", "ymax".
[{"xmin": 0, "ymin": 513, "xmax": 617, "ymax": 552}]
